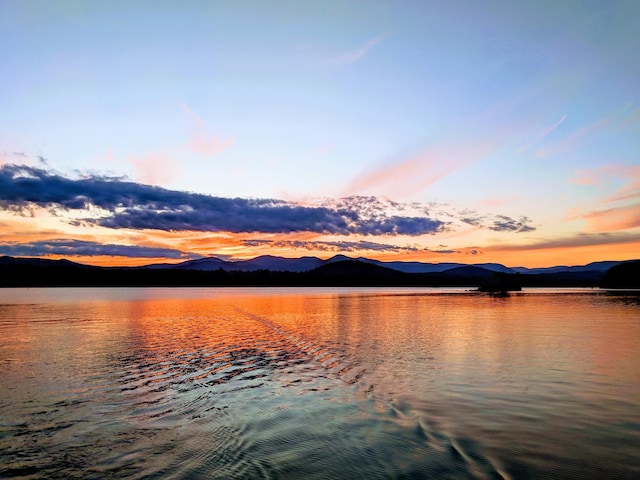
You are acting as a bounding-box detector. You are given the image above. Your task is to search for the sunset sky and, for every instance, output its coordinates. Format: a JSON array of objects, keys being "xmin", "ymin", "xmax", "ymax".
[{"xmin": 1, "ymin": 0, "xmax": 639, "ymax": 267}]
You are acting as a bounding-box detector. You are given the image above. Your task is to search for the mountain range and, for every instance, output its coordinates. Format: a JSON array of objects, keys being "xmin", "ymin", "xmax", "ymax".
[
  {"xmin": 0, "ymin": 254, "xmax": 637, "ymax": 288},
  {"xmin": 137, "ymin": 254, "xmax": 622, "ymax": 276}
]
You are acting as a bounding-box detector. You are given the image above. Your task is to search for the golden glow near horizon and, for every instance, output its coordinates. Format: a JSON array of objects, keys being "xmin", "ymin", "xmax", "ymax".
[{"xmin": 1, "ymin": 2, "xmax": 639, "ymax": 268}]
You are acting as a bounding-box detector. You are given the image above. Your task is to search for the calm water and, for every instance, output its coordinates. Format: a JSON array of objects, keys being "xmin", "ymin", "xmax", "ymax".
[{"xmin": 1, "ymin": 287, "xmax": 639, "ymax": 479}]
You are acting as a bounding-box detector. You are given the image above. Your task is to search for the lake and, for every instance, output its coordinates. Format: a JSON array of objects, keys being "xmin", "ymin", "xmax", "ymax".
[{"xmin": 1, "ymin": 287, "xmax": 639, "ymax": 479}]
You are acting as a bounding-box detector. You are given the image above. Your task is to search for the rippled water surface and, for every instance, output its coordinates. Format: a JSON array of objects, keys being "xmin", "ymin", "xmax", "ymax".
[{"xmin": 1, "ymin": 287, "xmax": 639, "ymax": 479}]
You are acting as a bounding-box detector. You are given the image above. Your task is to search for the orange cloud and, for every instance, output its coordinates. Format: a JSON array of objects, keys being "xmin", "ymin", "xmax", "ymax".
[
  {"xmin": 467, "ymin": 231, "xmax": 640, "ymax": 267},
  {"xmin": 573, "ymin": 204, "xmax": 640, "ymax": 233}
]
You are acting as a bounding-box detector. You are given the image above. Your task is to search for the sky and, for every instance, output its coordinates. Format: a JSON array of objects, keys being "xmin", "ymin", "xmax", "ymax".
[{"xmin": 1, "ymin": 0, "xmax": 639, "ymax": 268}]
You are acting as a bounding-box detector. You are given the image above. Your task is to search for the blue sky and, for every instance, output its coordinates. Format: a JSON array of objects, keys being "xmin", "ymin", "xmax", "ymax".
[{"xmin": 1, "ymin": 0, "xmax": 639, "ymax": 266}]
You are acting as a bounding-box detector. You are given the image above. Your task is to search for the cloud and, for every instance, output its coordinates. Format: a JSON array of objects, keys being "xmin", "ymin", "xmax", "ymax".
[
  {"xmin": 570, "ymin": 204, "xmax": 640, "ymax": 233},
  {"xmin": 570, "ymin": 164, "xmax": 640, "ymax": 196},
  {"xmin": 538, "ymin": 114, "xmax": 567, "ymax": 141},
  {"xmin": 536, "ymin": 110, "xmax": 621, "ymax": 158},
  {"xmin": 130, "ymin": 152, "xmax": 180, "ymax": 186},
  {"xmin": 344, "ymin": 140, "xmax": 496, "ymax": 198},
  {"xmin": 568, "ymin": 163, "xmax": 640, "ymax": 233},
  {"xmin": 478, "ymin": 195, "xmax": 520, "ymax": 208},
  {"xmin": 242, "ymin": 239, "xmax": 433, "ymax": 254},
  {"xmin": 459, "ymin": 210, "xmax": 536, "ymax": 233},
  {"xmin": 517, "ymin": 114, "xmax": 569, "ymax": 155},
  {"xmin": 332, "ymin": 33, "xmax": 388, "ymax": 65},
  {"xmin": 0, "ymin": 164, "xmax": 537, "ymax": 239},
  {"xmin": 188, "ymin": 133, "xmax": 234, "ymax": 156},
  {"xmin": 490, "ymin": 215, "xmax": 536, "ymax": 233},
  {"xmin": 1, "ymin": 150, "xmax": 32, "ymax": 166},
  {"xmin": 607, "ymin": 165, "xmax": 640, "ymax": 203},
  {"xmin": 484, "ymin": 231, "xmax": 640, "ymax": 252},
  {"xmin": 181, "ymin": 103, "xmax": 234, "ymax": 156},
  {"xmin": 0, "ymin": 239, "xmax": 203, "ymax": 259},
  {"xmin": 0, "ymin": 164, "xmax": 447, "ymax": 236}
]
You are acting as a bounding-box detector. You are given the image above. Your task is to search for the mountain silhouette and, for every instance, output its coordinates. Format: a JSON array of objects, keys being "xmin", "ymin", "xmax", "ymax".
[{"xmin": 0, "ymin": 255, "xmax": 637, "ymax": 288}]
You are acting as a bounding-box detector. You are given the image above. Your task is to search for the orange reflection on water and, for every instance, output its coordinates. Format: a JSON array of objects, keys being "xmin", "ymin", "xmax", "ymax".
[
  {"xmin": 2, "ymin": 288, "xmax": 638, "ymax": 408},
  {"xmin": 232, "ymin": 290, "xmax": 640, "ymax": 405}
]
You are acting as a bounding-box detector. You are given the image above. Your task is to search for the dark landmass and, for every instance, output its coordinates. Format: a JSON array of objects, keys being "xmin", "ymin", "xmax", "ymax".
[
  {"xmin": 601, "ymin": 260, "xmax": 640, "ymax": 289},
  {"xmin": 1, "ymin": 255, "xmax": 638, "ymax": 289}
]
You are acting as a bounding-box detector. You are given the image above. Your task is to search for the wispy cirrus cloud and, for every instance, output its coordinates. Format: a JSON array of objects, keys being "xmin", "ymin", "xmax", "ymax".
[
  {"xmin": 0, "ymin": 239, "xmax": 202, "ymax": 259},
  {"xmin": 538, "ymin": 114, "xmax": 567, "ymax": 141},
  {"xmin": 536, "ymin": 108, "xmax": 632, "ymax": 158},
  {"xmin": 517, "ymin": 114, "xmax": 569, "ymax": 154},
  {"xmin": 332, "ymin": 33, "xmax": 388, "ymax": 65},
  {"xmin": 344, "ymin": 140, "xmax": 496, "ymax": 198}
]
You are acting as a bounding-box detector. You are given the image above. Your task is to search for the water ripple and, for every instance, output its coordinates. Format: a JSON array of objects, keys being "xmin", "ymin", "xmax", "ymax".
[{"xmin": 2, "ymin": 288, "xmax": 639, "ymax": 479}]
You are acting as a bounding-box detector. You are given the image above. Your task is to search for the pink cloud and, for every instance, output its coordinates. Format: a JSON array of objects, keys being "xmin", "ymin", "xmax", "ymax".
[
  {"xmin": 570, "ymin": 164, "xmax": 640, "ymax": 201},
  {"xmin": 478, "ymin": 195, "xmax": 520, "ymax": 208},
  {"xmin": 181, "ymin": 103, "xmax": 234, "ymax": 156},
  {"xmin": 569, "ymin": 170, "xmax": 598, "ymax": 186},
  {"xmin": 576, "ymin": 204, "xmax": 640, "ymax": 233},
  {"xmin": 343, "ymin": 140, "xmax": 496, "ymax": 199},
  {"xmin": 608, "ymin": 165, "xmax": 640, "ymax": 202},
  {"xmin": 189, "ymin": 133, "xmax": 234, "ymax": 156},
  {"xmin": 130, "ymin": 153, "xmax": 180, "ymax": 186},
  {"xmin": 567, "ymin": 163, "xmax": 640, "ymax": 233}
]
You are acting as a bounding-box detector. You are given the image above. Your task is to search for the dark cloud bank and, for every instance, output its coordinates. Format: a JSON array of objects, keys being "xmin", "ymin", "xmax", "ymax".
[
  {"xmin": 0, "ymin": 239, "xmax": 202, "ymax": 260},
  {"xmin": 0, "ymin": 164, "xmax": 448, "ymax": 235},
  {"xmin": 0, "ymin": 164, "xmax": 535, "ymax": 243}
]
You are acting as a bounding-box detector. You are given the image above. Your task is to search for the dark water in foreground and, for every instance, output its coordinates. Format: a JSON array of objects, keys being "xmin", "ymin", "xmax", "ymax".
[{"xmin": 1, "ymin": 287, "xmax": 639, "ymax": 479}]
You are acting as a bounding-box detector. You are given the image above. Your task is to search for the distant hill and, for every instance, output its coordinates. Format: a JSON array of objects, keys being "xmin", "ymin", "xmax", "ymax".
[
  {"xmin": 307, "ymin": 260, "xmax": 409, "ymax": 285},
  {"xmin": 0, "ymin": 256, "xmax": 89, "ymax": 269},
  {"xmin": 139, "ymin": 254, "xmax": 623, "ymax": 276},
  {"xmin": 511, "ymin": 261, "xmax": 620, "ymax": 275}
]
